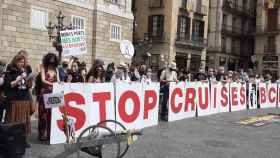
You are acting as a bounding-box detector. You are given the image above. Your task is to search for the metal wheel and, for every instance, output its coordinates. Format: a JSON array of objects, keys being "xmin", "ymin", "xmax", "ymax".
[
  {"xmin": 76, "ymin": 125, "xmax": 120, "ymax": 158},
  {"xmin": 97, "ymin": 120, "xmax": 129, "ymax": 158}
]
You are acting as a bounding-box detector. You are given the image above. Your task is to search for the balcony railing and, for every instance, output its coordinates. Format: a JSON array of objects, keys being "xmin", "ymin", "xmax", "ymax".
[
  {"xmin": 223, "ymin": 0, "xmax": 255, "ymax": 17},
  {"xmin": 256, "ymin": 25, "xmax": 280, "ymax": 34},
  {"xmin": 194, "ymin": 5, "xmax": 208, "ymax": 15},
  {"xmin": 222, "ymin": 24, "xmax": 252, "ymax": 36},
  {"xmin": 148, "ymin": 32, "xmax": 166, "ymax": 42},
  {"xmin": 176, "ymin": 34, "xmax": 207, "ymax": 48},
  {"xmin": 264, "ymin": 46, "xmax": 276, "ymax": 55}
]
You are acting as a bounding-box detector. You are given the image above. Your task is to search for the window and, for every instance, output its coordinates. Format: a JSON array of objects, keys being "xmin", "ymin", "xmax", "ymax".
[
  {"xmin": 30, "ymin": 6, "xmax": 48, "ymax": 30},
  {"xmin": 222, "ymin": 36, "xmax": 226, "ymax": 52},
  {"xmin": 110, "ymin": 0, "xmax": 119, "ymax": 4},
  {"xmin": 231, "ymin": 39, "xmax": 236, "ymax": 54},
  {"xmin": 232, "ymin": 17, "xmax": 236, "ymax": 30},
  {"xmin": 192, "ymin": 19, "xmax": 204, "ymax": 41},
  {"xmin": 148, "ymin": 15, "xmax": 164, "ymax": 38},
  {"xmin": 243, "ymin": 0, "xmax": 247, "ymax": 9},
  {"xmin": 181, "ymin": 0, "xmax": 188, "ymax": 8},
  {"xmin": 110, "ymin": 23, "xmax": 121, "ymax": 41},
  {"xmin": 177, "ymin": 16, "xmax": 190, "ymax": 40},
  {"xmin": 72, "ymin": 16, "xmax": 85, "ymax": 29},
  {"xmin": 222, "ymin": 14, "xmax": 227, "ymax": 25}
]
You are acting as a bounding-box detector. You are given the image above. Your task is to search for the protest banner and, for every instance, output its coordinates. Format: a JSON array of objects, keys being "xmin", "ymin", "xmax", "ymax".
[
  {"xmin": 217, "ymin": 82, "xmax": 230, "ymax": 113},
  {"xmin": 259, "ymin": 83, "xmax": 277, "ymax": 108},
  {"xmin": 248, "ymin": 83, "xmax": 258, "ymax": 109},
  {"xmin": 197, "ymin": 82, "xmax": 212, "ymax": 117},
  {"xmin": 230, "ymin": 82, "xmax": 246, "ymax": 112},
  {"xmin": 60, "ymin": 29, "xmax": 87, "ymax": 57},
  {"xmin": 115, "ymin": 82, "xmax": 145, "ymax": 130},
  {"xmin": 168, "ymin": 82, "xmax": 196, "ymax": 122},
  {"xmin": 50, "ymin": 83, "xmax": 115, "ymax": 144},
  {"xmin": 142, "ymin": 82, "xmax": 160, "ymax": 128},
  {"xmin": 210, "ymin": 82, "xmax": 220, "ymax": 115}
]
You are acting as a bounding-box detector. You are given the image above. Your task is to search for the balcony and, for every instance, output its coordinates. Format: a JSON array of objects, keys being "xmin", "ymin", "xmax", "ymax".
[
  {"xmin": 194, "ymin": 5, "xmax": 208, "ymax": 16},
  {"xmin": 175, "ymin": 34, "xmax": 207, "ymax": 49},
  {"xmin": 264, "ymin": 46, "xmax": 276, "ymax": 55},
  {"xmin": 223, "ymin": 1, "xmax": 255, "ymax": 17},
  {"xmin": 148, "ymin": 32, "xmax": 166, "ymax": 43},
  {"xmin": 255, "ymin": 25, "xmax": 280, "ymax": 35},
  {"xmin": 221, "ymin": 24, "xmax": 253, "ymax": 37}
]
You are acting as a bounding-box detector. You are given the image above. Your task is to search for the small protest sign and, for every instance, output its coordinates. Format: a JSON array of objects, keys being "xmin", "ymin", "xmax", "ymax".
[
  {"xmin": 43, "ymin": 92, "xmax": 65, "ymax": 109},
  {"xmin": 60, "ymin": 29, "xmax": 87, "ymax": 57}
]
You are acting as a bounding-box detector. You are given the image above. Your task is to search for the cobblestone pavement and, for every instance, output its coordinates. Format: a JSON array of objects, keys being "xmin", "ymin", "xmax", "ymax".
[{"xmin": 24, "ymin": 108, "xmax": 280, "ymax": 158}]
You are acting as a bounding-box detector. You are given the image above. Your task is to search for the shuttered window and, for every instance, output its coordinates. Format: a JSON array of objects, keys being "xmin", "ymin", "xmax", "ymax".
[
  {"xmin": 177, "ymin": 16, "xmax": 191, "ymax": 40},
  {"xmin": 148, "ymin": 15, "xmax": 164, "ymax": 38},
  {"xmin": 110, "ymin": 23, "xmax": 121, "ymax": 41},
  {"xmin": 30, "ymin": 6, "xmax": 48, "ymax": 30},
  {"xmin": 72, "ymin": 16, "xmax": 85, "ymax": 30}
]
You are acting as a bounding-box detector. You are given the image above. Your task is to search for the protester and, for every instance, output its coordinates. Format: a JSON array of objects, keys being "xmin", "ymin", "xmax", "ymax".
[
  {"xmin": 0, "ymin": 60, "xmax": 6, "ymax": 122},
  {"xmin": 160, "ymin": 62, "xmax": 178, "ymax": 121},
  {"xmin": 195, "ymin": 67, "xmax": 207, "ymax": 81},
  {"xmin": 58, "ymin": 60, "xmax": 69, "ymax": 82},
  {"xmin": 207, "ymin": 67, "xmax": 216, "ymax": 82},
  {"xmin": 111, "ymin": 62, "xmax": 131, "ymax": 82},
  {"xmin": 37, "ymin": 53, "xmax": 60, "ymax": 141},
  {"xmin": 3, "ymin": 54, "xmax": 33, "ymax": 147},
  {"xmin": 141, "ymin": 68, "xmax": 153, "ymax": 83},
  {"xmin": 67, "ymin": 60, "xmax": 84, "ymax": 83},
  {"xmin": 87, "ymin": 59, "xmax": 105, "ymax": 83},
  {"xmin": 105, "ymin": 62, "xmax": 115, "ymax": 82},
  {"xmin": 129, "ymin": 64, "xmax": 140, "ymax": 82},
  {"xmin": 216, "ymin": 66, "xmax": 226, "ymax": 81}
]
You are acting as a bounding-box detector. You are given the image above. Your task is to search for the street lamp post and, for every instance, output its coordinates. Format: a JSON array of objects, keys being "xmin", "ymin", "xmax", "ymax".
[
  {"xmin": 134, "ymin": 33, "xmax": 153, "ymax": 67},
  {"xmin": 46, "ymin": 11, "xmax": 74, "ymax": 63}
]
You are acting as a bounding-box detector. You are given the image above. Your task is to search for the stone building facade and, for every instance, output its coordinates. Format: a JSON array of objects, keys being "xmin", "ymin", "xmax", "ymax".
[
  {"xmin": 255, "ymin": 0, "xmax": 280, "ymax": 78},
  {"xmin": 0, "ymin": 0, "xmax": 133, "ymax": 68},
  {"xmin": 133, "ymin": 0, "xmax": 209, "ymax": 72},
  {"xmin": 207, "ymin": 0, "xmax": 256, "ymax": 71}
]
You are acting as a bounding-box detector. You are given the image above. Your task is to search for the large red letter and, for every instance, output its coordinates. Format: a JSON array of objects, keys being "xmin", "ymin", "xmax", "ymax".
[
  {"xmin": 259, "ymin": 87, "xmax": 266, "ymax": 104},
  {"xmin": 268, "ymin": 87, "xmax": 276, "ymax": 104},
  {"xmin": 118, "ymin": 91, "xmax": 140, "ymax": 123},
  {"xmin": 198, "ymin": 87, "xmax": 209, "ymax": 110},
  {"xmin": 57, "ymin": 92, "xmax": 86, "ymax": 131},
  {"xmin": 144, "ymin": 90, "xmax": 157, "ymax": 119},
  {"xmin": 185, "ymin": 88, "xmax": 196, "ymax": 112},
  {"xmin": 93, "ymin": 92, "xmax": 111, "ymax": 126},
  {"xmin": 231, "ymin": 87, "xmax": 238, "ymax": 106},
  {"xmin": 170, "ymin": 88, "xmax": 183, "ymax": 113},
  {"xmin": 240, "ymin": 87, "xmax": 246, "ymax": 105},
  {"xmin": 221, "ymin": 87, "xmax": 228, "ymax": 107}
]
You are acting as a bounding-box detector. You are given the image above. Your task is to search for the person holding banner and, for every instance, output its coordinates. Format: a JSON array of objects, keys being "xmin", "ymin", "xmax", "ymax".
[
  {"xmin": 3, "ymin": 54, "xmax": 33, "ymax": 146},
  {"xmin": 111, "ymin": 62, "xmax": 131, "ymax": 83},
  {"xmin": 160, "ymin": 62, "xmax": 178, "ymax": 121},
  {"xmin": 37, "ymin": 53, "xmax": 60, "ymax": 141}
]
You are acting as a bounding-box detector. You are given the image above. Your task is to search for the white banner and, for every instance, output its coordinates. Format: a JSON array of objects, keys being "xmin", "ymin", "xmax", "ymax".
[
  {"xmin": 51, "ymin": 83, "xmax": 115, "ymax": 144},
  {"xmin": 259, "ymin": 83, "xmax": 277, "ymax": 109},
  {"xmin": 230, "ymin": 82, "xmax": 247, "ymax": 112},
  {"xmin": 197, "ymin": 82, "xmax": 212, "ymax": 117},
  {"xmin": 168, "ymin": 82, "xmax": 196, "ymax": 122}
]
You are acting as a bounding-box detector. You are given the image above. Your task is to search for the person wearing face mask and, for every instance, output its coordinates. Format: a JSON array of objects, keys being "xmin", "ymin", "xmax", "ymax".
[{"xmin": 3, "ymin": 54, "xmax": 33, "ymax": 147}]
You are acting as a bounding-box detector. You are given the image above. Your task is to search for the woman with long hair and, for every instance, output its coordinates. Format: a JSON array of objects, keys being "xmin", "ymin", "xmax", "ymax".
[
  {"xmin": 37, "ymin": 53, "xmax": 59, "ymax": 141},
  {"xmin": 4, "ymin": 54, "xmax": 33, "ymax": 146},
  {"xmin": 86, "ymin": 59, "xmax": 105, "ymax": 83},
  {"xmin": 67, "ymin": 60, "xmax": 84, "ymax": 83}
]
